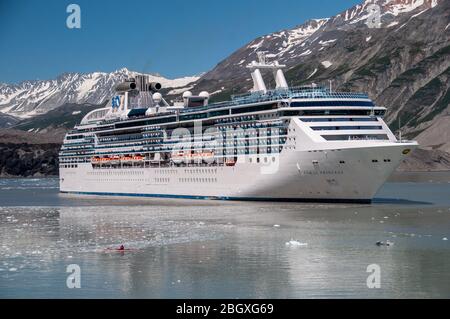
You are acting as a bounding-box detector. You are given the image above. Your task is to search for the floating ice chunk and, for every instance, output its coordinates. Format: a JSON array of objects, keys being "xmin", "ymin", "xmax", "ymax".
[
  {"xmin": 285, "ymin": 240, "xmax": 308, "ymax": 247},
  {"xmin": 443, "ymin": 237, "xmax": 448, "ymax": 241}
]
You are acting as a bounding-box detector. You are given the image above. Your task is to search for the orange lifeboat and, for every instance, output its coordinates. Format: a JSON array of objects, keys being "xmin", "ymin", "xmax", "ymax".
[
  {"xmin": 120, "ymin": 155, "xmax": 133, "ymax": 163},
  {"xmin": 225, "ymin": 158, "xmax": 236, "ymax": 167},
  {"xmin": 110, "ymin": 155, "xmax": 120, "ymax": 165},
  {"xmin": 131, "ymin": 155, "xmax": 144, "ymax": 162},
  {"xmin": 100, "ymin": 157, "xmax": 110, "ymax": 164}
]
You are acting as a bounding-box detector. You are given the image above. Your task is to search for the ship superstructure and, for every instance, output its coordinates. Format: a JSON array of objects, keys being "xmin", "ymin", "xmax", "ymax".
[{"xmin": 59, "ymin": 53, "xmax": 417, "ymax": 202}]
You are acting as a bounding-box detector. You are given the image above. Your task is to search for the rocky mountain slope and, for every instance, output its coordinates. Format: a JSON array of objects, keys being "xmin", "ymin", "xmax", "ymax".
[
  {"xmin": 0, "ymin": 69, "xmax": 199, "ymax": 118},
  {"xmin": 0, "ymin": 130, "xmax": 61, "ymax": 177},
  {"xmin": 0, "ymin": 112, "xmax": 20, "ymax": 128},
  {"xmin": 0, "ymin": 142, "xmax": 60, "ymax": 177},
  {"xmin": 10, "ymin": 102, "xmax": 107, "ymax": 134}
]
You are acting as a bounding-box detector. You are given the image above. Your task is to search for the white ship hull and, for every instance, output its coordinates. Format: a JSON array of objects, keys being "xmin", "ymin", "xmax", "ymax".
[{"xmin": 60, "ymin": 141, "xmax": 417, "ymax": 203}]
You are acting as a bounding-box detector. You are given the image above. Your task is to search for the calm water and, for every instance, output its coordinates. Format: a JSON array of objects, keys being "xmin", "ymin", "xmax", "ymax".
[{"xmin": 1, "ymin": 176, "xmax": 450, "ymax": 298}]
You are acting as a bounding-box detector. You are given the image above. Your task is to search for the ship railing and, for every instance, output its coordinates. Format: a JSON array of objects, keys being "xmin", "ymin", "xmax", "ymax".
[{"xmin": 231, "ymin": 86, "xmax": 369, "ymax": 101}]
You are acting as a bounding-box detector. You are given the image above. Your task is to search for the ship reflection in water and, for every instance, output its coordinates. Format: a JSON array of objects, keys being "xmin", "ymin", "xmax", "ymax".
[{"xmin": 0, "ymin": 177, "xmax": 450, "ymax": 298}]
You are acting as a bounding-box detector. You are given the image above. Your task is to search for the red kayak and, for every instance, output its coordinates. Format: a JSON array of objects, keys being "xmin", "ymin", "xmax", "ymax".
[
  {"xmin": 104, "ymin": 245, "xmax": 136, "ymax": 252},
  {"xmin": 104, "ymin": 248, "xmax": 135, "ymax": 252}
]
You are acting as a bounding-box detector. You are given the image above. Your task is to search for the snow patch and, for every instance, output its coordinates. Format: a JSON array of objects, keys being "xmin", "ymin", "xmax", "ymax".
[
  {"xmin": 321, "ymin": 61, "xmax": 333, "ymax": 68},
  {"xmin": 386, "ymin": 0, "xmax": 427, "ymax": 16},
  {"xmin": 249, "ymin": 39, "xmax": 264, "ymax": 50},
  {"xmin": 210, "ymin": 89, "xmax": 223, "ymax": 95},
  {"xmin": 167, "ymin": 85, "xmax": 194, "ymax": 95},
  {"xmin": 396, "ymin": 22, "xmax": 408, "ymax": 31},
  {"xmin": 77, "ymin": 75, "xmax": 100, "ymax": 99},
  {"xmin": 319, "ymin": 39, "xmax": 337, "ymax": 45},
  {"xmin": 307, "ymin": 69, "xmax": 318, "ymax": 79},
  {"xmin": 272, "ymin": 18, "xmax": 328, "ymax": 58},
  {"xmin": 386, "ymin": 21, "xmax": 399, "ymax": 28},
  {"xmin": 410, "ymin": 8, "xmax": 429, "ymax": 18},
  {"xmin": 299, "ymin": 50, "xmax": 312, "ymax": 57}
]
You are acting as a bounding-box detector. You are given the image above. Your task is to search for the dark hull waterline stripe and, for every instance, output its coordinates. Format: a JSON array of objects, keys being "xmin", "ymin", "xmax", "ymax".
[{"xmin": 60, "ymin": 191, "xmax": 372, "ymax": 204}]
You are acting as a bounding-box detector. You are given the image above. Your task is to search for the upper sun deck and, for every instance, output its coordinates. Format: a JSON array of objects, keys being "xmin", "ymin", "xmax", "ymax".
[
  {"xmin": 179, "ymin": 86, "xmax": 372, "ymax": 114},
  {"xmin": 233, "ymin": 86, "xmax": 369, "ymax": 101}
]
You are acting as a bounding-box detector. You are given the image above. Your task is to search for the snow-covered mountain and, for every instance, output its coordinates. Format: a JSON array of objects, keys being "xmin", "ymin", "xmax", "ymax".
[
  {"xmin": 0, "ymin": 69, "xmax": 199, "ymax": 118},
  {"xmin": 194, "ymin": 0, "xmax": 442, "ymax": 85}
]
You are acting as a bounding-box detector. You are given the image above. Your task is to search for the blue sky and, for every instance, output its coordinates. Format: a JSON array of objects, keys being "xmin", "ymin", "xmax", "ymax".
[{"xmin": 0, "ymin": 0, "xmax": 362, "ymax": 83}]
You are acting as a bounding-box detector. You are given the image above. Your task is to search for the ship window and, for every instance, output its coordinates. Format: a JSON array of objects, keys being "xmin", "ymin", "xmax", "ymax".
[
  {"xmin": 281, "ymin": 110, "xmax": 377, "ymax": 117},
  {"xmin": 290, "ymin": 101, "xmax": 375, "ymax": 107},
  {"xmin": 312, "ymin": 126, "xmax": 382, "ymax": 131},
  {"xmin": 300, "ymin": 117, "xmax": 378, "ymax": 122},
  {"xmin": 231, "ymin": 104, "xmax": 275, "ymax": 115},
  {"xmin": 322, "ymin": 134, "xmax": 389, "ymax": 141}
]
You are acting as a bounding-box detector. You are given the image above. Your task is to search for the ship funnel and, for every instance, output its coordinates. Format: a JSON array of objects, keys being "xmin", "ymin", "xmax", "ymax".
[
  {"xmin": 115, "ymin": 82, "xmax": 137, "ymax": 93},
  {"xmin": 148, "ymin": 82, "xmax": 162, "ymax": 92},
  {"xmin": 247, "ymin": 52, "xmax": 288, "ymax": 93}
]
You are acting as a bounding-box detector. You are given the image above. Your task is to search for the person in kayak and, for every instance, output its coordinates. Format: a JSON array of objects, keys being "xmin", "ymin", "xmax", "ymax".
[{"xmin": 117, "ymin": 245, "xmax": 125, "ymax": 251}]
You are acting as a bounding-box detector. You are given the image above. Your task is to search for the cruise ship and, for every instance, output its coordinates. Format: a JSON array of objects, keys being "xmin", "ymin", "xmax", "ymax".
[{"xmin": 59, "ymin": 53, "xmax": 418, "ymax": 203}]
